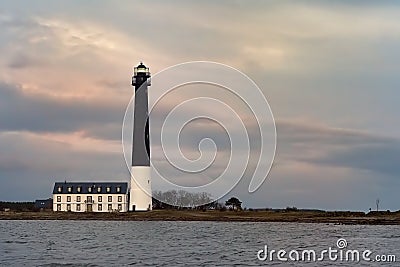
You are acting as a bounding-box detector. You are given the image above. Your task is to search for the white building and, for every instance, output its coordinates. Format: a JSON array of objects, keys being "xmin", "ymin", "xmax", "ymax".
[{"xmin": 52, "ymin": 182, "xmax": 128, "ymax": 212}]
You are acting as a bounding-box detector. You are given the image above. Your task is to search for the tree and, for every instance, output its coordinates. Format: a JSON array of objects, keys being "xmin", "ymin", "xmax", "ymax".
[{"xmin": 225, "ymin": 197, "xmax": 242, "ymax": 210}]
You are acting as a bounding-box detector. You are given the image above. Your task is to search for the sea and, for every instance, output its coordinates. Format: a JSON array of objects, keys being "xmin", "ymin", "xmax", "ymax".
[{"xmin": 0, "ymin": 221, "xmax": 399, "ymax": 266}]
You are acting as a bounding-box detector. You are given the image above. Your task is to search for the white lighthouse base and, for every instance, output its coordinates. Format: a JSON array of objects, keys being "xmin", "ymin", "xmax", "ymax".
[{"xmin": 129, "ymin": 166, "xmax": 152, "ymax": 211}]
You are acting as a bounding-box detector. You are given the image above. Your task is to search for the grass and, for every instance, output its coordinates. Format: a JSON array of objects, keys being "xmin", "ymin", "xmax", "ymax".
[{"xmin": 1, "ymin": 209, "xmax": 400, "ymax": 225}]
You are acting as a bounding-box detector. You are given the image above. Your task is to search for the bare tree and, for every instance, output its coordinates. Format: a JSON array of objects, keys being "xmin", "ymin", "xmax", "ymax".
[{"xmin": 152, "ymin": 190, "xmax": 214, "ymax": 208}]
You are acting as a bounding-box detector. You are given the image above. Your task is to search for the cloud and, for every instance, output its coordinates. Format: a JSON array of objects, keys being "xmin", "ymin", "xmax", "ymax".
[
  {"xmin": 0, "ymin": 82, "xmax": 126, "ymax": 140},
  {"xmin": 7, "ymin": 53, "xmax": 39, "ymax": 69},
  {"xmin": 276, "ymin": 119, "xmax": 400, "ymax": 177}
]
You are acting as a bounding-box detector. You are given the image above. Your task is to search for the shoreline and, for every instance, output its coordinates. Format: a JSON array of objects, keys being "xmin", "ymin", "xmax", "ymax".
[{"xmin": 1, "ymin": 210, "xmax": 400, "ymax": 225}]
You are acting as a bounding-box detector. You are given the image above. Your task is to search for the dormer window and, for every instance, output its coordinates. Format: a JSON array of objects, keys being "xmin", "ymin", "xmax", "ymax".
[
  {"xmin": 97, "ymin": 187, "xmax": 101, "ymax": 193},
  {"xmin": 88, "ymin": 187, "xmax": 92, "ymax": 193},
  {"xmin": 57, "ymin": 187, "xmax": 62, "ymax": 193},
  {"xmin": 67, "ymin": 187, "xmax": 72, "ymax": 193},
  {"xmin": 77, "ymin": 187, "xmax": 81, "ymax": 193},
  {"xmin": 116, "ymin": 187, "xmax": 121, "ymax": 193},
  {"xmin": 106, "ymin": 187, "xmax": 111, "ymax": 193}
]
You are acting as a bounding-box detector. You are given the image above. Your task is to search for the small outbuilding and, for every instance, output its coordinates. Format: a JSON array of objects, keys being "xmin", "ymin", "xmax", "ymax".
[{"xmin": 34, "ymin": 198, "xmax": 53, "ymax": 211}]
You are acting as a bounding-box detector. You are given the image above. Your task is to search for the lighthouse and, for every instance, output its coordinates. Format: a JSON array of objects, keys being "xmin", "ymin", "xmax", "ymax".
[{"xmin": 129, "ymin": 62, "xmax": 152, "ymax": 211}]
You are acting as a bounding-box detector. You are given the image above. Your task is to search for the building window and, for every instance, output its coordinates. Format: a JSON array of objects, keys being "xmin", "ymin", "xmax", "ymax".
[
  {"xmin": 57, "ymin": 186, "xmax": 62, "ymax": 193},
  {"xmin": 97, "ymin": 187, "xmax": 101, "ymax": 193},
  {"xmin": 116, "ymin": 187, "xmax": 121, "ymax": 193},
  {"xmin": 77, "ymin": 204, "xmax": 81, "ymax": 211},
  {"xmin": 67, "ymin": 196, "xmax": 71, "ymax": 202},
  {"xmin": 77, "ymin": 187, "xmax": 81, "ymax": 193},
  {"xmin": 98, "ymin": 196, "xmax": 102, "ymax": 202},
  {"xmin": 98, "ymin": 204, "xmax": 102, "ymax": 211},
  {"xmin": 108, "ymin": 204, "xmax": 112, "ymax": 211},
  {"xmin": 67, "ymin": 187, "xmax": 72, "ymax": 193},
  {"xmin": 118, "ymin": 204, "xmax": 122, "ymax": 211},
  {"xmin": 88, "ymin": 187, "xmax": 92, "ymax": 193},
  {"xmin": 57, "ymin": 204, "xmax": 61, "ymax": 211},
  {"xmin": 108, "ymin": 196, "xmax": 112, "ymax": 202},
  {"xmin": 57, "ymin": 196, "xmax": 61, "ymax": 202},
  {"xmin": 77, "ymin": 196, "xmax": 81, "ymax": 202},
  {"xmin": 106, "ymin": 187, "xmax": 111, "ymax": 193},
  {"xmin": 118, "ymin": 196, "xmax": 122, "ymax": 202},
  {"xmin": 87, "ymin": 196, "xmax": 92, "ymax": 203},
  {"xmin": 67, "ymin": 204, "xmax": 71, "ymax": 211}
]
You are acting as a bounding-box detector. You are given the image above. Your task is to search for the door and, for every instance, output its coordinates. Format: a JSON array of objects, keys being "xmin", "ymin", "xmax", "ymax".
[{"xmin": 87, "ymin": 204, "xmax": 93, "ymax": 212}]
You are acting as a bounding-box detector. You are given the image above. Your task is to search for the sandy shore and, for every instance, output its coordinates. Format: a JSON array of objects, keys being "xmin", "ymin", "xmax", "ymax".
[{"xmin": 1, "ymin": 210, "xmax": 400, "ymax": 225}]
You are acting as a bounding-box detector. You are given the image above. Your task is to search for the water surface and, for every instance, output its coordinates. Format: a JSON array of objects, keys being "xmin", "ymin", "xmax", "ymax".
[{"xmin": 1, "ymin": 221, "xmax": 399, "ymax": 266}]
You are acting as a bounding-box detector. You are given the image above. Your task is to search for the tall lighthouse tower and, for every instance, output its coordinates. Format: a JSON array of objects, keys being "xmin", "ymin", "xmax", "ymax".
[{"xmin": 129, "ymin": 62, "xmax": 152, "ymax": 211}]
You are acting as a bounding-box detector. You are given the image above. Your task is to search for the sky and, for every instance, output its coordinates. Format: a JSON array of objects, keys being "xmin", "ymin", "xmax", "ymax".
[{"xmin": 0, "ymin": 1, "xmax": 400, "ymax": 211}]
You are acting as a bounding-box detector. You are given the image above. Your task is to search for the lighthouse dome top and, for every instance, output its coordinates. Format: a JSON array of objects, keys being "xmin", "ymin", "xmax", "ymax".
[{"xmin": 137, "ymin": 62, "xmax": 147, "ymax": 69}]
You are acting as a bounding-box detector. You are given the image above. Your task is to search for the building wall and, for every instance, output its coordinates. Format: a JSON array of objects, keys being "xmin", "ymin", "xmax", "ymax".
[
  {"xmin": 129, "ymin": 166, "xmax": 152, "ymax": 211},
  {"xmin": 53, "ymin": 194, "xmax": 128, "ymax": 212}
]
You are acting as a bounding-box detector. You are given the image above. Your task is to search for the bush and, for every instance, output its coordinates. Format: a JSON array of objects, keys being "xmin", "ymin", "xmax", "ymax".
[{"xmin": 286, "ymin": 206, "xmax": 298, "ymax": 212}]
